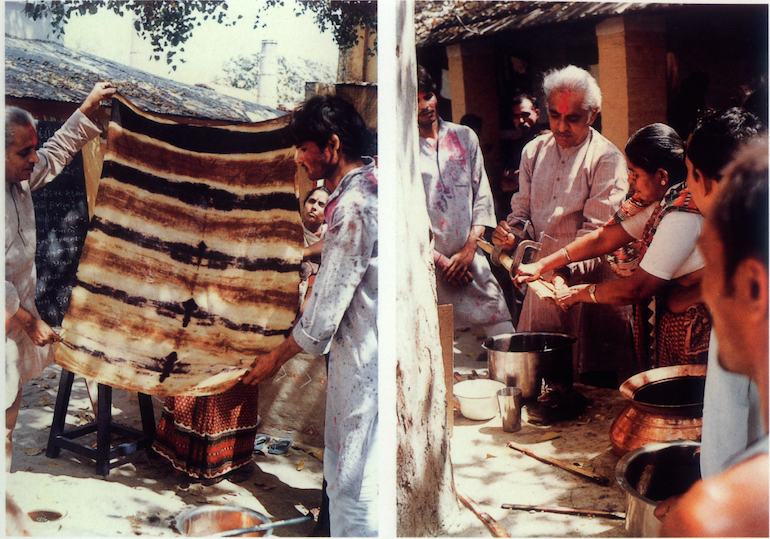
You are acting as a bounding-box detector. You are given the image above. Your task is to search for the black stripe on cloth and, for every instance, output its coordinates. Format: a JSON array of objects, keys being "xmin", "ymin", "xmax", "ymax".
[
  {"xmin": 114, "ymin": 99, "xmax": 290, "ymax": 155},
  {"xmin": 89, "ymin": 217, "xmax": 300, "ymax": 273},
  {"xmin": 101, "ymin": 161, "xmax": 297, "ymax": 212},
  {"xmin": 74, "ymin": 280, "xmax": 293, "ymax": 336},
  {"xmin": 58, "ymin": 341, "xmax": 190, "ymax": 378}
]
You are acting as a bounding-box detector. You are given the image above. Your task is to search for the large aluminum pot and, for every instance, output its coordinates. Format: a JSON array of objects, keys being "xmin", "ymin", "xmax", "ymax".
[
  {"xmin": 616, "ymin": 441, "xmax": 701, "ymax": 537},
  {"xmin": 483, "ymin": 332, "xmax": 576, "ymax": 399}
]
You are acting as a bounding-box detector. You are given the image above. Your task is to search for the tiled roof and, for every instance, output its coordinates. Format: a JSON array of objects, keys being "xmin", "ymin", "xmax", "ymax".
[
  {"xmin": 5, "ymin": 35, "xmax": 284, "ymax": 122},
  {"xmin": 415, "ymin": 1, "xmax": 680, "ymax": 47}
]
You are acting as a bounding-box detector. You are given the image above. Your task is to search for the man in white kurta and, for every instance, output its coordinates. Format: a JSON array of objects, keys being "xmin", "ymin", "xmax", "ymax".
[
  {"xmin": 494, "ymin": 66, "xmax": 633, "ymax": 381},
  {"xmin": 5, "ymin": 82, "xmax": 116, "ymax": 469},
  {"xmin": 244, "ymin": 94, "xmax": 377, "ymax": 536},
  {"xmin": 293, "ymin": 161, "xmax": 377, "ymax": 533},
  {"xmin": 417, "ymin": 67, "xmax": 513, "ymax": 336}
]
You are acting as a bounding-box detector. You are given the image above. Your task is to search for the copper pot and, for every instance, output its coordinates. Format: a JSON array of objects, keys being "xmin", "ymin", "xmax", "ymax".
[{"xmin": 610, "ymin": 365, "xmax": 706, "ymax": 456}]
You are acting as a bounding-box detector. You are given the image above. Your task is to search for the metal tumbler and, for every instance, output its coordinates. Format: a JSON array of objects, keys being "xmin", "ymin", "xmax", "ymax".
[{"xmin": 497, "ymin": 387, "xmax": 523, "ymax": 432}]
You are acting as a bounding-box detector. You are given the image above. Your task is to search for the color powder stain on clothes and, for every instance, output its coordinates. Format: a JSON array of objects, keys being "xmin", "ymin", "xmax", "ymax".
[{"xmin": 419, "ymin": 118, "xmax": 511, "ymax": 332}]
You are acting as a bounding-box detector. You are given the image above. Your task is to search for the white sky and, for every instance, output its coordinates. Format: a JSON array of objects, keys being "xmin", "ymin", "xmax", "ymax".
[{"xmin": 60, "ymin": 0, "xmax": 339, "ymax": 87}]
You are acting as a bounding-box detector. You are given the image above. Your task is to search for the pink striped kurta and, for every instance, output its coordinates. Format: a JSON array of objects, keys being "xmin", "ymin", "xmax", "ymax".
[{"xmin": 508, "ymin": 128, "xmax": 635, "ymax": 377}]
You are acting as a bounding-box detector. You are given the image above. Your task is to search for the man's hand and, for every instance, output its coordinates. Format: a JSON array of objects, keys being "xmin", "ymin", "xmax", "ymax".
[
  {"xmin": 24, "ymin": 318, "xmax": 60, "ymax": 347},
  {"xmin": 654, "ymin": 495, "xmax": 682, "ymax": 522},
  {"xmin": 492, "ymin": 220, "xmax": 519, "ymax": 251},
  {"xmin": 242, "ymin": 334, "xmax": 303, "ymax": 386},
  {"xmin": 443, "ymin": 243, "xmax": 475, "ymax": 283},
  {"xmin": 553, "ymin": 282, "xmax": 583, "ymax": 312},
  {"xmin": 435, "ymin": 252, "xmax": 473, "ymax": 287},
  {"xmin": 79, "ymin": 82, "xmax": 117, "ymax": 123},
  {"xmin": 242, "ymin": 349, "xmax": 283, "ymax": 386}
]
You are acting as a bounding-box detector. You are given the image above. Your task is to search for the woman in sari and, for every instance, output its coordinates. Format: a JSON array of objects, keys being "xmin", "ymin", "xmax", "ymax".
[{"xmin": 515, "ymin": 123, "xmax": 710, "ymax": 369}]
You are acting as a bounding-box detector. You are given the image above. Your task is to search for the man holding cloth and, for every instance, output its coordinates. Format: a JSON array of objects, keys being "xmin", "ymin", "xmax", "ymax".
[
  {"xmin": 243, "ymin": 95, "xmax": 378, "ymax": 537},
  {"xmin": 5, "ymin": 82, "xmax": 116, "ymax": 469}
]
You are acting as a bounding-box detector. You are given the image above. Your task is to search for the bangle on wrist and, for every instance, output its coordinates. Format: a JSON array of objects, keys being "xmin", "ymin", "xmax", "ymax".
[
  {"xmin": 561, "ymin": 247, "xmax": 572, "ymax": 264},
  {"xmin": 588, "ymin": 284, "xmax": 598, "ymax": 303}
]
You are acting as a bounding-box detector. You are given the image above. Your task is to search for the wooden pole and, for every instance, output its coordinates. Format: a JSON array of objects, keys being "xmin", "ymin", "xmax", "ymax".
[
  {"xmin": 457, "ymin": 490, "xmax": 511, "ymax": 538},
  {"xmin": 507, "ymin": 441, "xmax": 610, "ymax": 486},
  {"xmin": 502, "ymin": 503, "xmax": 625, "ymax": 520}
]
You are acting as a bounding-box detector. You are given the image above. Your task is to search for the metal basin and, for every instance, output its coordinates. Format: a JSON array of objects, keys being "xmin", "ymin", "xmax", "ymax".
[
  {"xmin": 616, "ymin": 441, "xmax": 701, "ymax": 537},
  {"xmin": 483, "ymin": 332, "xmax": 576, "ymax": 399},
  {"xmin": 175, "ymin": 505, "xmax": 273, "ymax": 537}
]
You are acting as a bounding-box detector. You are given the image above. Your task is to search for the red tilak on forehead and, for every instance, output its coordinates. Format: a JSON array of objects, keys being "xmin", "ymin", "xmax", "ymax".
[{"xmin": 557, "ymin": 89, "xmax": 575, "ymax": 114}]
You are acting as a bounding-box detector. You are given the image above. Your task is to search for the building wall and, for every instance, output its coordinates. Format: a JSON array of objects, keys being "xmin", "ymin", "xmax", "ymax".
[
  {"xmin": 446, "ymin": 41, "xmax": 503, "ymax": 181},
  {"xmin": 597, "ymin": 14, "xmax": 668, "ymax": 152}
]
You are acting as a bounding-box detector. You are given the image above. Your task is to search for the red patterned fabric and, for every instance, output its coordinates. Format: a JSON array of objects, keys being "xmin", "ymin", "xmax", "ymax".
[
  {"xmin": 657, "ymin": 303, "xmax": 710, "ymax": 367},
  {"xmin": 606, "ymin": 183, "xmax": 709, "ymax": 368},
  {"xmin": 605, "ymin": 193, "xmax": 650, "ymax": 277},
  {"xmin": 152, "ymin": 382, "xmax": 259, "ymax": 478}
]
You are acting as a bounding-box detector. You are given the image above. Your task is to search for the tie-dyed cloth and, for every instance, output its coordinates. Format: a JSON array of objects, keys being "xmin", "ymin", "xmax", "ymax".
[{"xmin": 55, "ymin": 95, "xmax": 302, "ymax": 396}]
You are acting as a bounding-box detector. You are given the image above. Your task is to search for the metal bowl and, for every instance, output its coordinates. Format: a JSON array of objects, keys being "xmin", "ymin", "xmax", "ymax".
[
  {"xmin": 175, "ymin": 505, "xmax": 273, "ymax": 537},
  {"xmin": 453, "ymin": 379, "xmax": 507, "ymax": 420},
  {"xmin": 616, "ymin": 441, "xmax": 701, "ymax": 537}
]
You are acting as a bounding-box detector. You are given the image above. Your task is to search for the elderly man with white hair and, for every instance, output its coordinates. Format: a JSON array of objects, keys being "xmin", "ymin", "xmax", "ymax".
[
  {"xmin": 493, "ymin": 65, "xmax": 634, "ymax": 402},
  {"xmin": 5, "ymin": 82, "xmax": 115, "ymax": 469}
]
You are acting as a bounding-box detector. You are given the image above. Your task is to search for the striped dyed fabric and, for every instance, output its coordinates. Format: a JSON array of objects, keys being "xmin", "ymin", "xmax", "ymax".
[{"xmin": 55, "ymin": 95, "xmax": 302, "ymax": 396}]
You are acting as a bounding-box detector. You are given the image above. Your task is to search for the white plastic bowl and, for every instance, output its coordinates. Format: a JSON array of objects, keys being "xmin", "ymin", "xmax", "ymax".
[{"xmin": 453, "ymin": 379, "xmax": 507, "ymax": 420}]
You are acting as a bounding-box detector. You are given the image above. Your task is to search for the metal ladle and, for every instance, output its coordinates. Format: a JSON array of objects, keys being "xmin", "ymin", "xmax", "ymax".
[{"xmin": 212, "ymin": 515, "xmax": 312, "ymax": 537}]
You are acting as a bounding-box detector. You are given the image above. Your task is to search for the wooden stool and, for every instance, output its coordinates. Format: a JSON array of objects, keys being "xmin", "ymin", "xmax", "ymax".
[{"xmin": 46, "ymin": 369, "xmax": 156, "ymax": 476}]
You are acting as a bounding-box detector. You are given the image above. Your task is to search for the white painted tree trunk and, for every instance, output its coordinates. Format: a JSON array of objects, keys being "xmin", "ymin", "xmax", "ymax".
[{"xmin": 395, "ymin": 1, "xmax": 458, "ymax": 535}]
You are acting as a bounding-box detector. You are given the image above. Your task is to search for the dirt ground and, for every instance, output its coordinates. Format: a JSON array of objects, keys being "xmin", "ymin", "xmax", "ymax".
[
  {"xmin": 443, "ymin": 328, "xmax": 629, "ymax": 537},
  {"xmin": 6, "ymin": 364, "xmax": 323, "ymax": 537},
  {"xmin": 7, "ymin": 330, "xmax": 633, "ymax": 538}
]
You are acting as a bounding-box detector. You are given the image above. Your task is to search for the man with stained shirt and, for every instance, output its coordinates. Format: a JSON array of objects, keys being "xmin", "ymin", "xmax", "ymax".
[
  {"xmin": 493, "ymin": 65, "xmax": 633, "ymax": 389},
  {"xmin": 418, "ymin": 65, "xmax": 514, "ymax": 338},
  {"xmin": 243, "ymin": 95, "xmax": 378, "ymax": 537}
]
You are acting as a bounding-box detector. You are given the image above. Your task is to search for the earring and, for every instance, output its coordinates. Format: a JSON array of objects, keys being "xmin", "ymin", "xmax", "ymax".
[{"xmin": 660, "ymin": 179, "xmax": 666, "ymax": 185}]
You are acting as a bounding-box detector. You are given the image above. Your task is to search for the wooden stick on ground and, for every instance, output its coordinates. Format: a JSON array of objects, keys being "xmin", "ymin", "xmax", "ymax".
[
  {"xmin": 507, "ymin": 441, "xmax": 610, "ymax": 486},
  {"xmin": 457, "ymin": 490, "xmax": 511, "ymax": 538},
  {"xmin": 502, "ymin": 504, "xmax": 625, "ymax": 520}
]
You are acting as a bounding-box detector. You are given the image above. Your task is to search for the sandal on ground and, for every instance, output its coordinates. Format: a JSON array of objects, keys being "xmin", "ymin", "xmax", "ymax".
[
  {"xmin": 267, "ymin": 437, "xmax": 293, "ymax": 455},
  {"xmin": 253, "ymin": 433, "xmax": 271, "ymax": 452}
]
